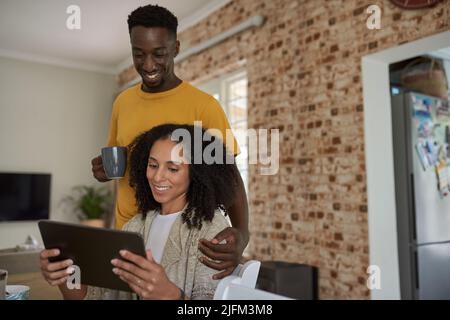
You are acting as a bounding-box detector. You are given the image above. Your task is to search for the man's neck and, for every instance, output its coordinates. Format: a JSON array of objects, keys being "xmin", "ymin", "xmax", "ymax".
[{"xmin": 141, "ymin": 76, "xmax": 182, "ymax": 93}]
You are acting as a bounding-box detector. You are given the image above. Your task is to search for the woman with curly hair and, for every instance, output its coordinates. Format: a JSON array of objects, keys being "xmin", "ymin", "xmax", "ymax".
[{"xmin": 40, "ymin": 124, "xmax": 240, "ymax": 300}]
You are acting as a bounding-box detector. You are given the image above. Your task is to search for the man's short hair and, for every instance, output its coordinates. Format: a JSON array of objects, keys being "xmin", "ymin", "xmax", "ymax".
[{"xmin": 127, "ymin": 4, "xmax": 178, "ymax": 37}]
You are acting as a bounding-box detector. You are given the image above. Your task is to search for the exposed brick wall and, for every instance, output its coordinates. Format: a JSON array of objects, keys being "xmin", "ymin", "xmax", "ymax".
[{"xmin": 118, "ymin": 0, "xmax": 450, "ymax": 298}]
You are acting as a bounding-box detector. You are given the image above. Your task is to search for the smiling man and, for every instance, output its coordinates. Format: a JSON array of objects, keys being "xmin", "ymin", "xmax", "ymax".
[{"xmin": 90, "ymin": 4, "xmax": 249, "ymax": 281}]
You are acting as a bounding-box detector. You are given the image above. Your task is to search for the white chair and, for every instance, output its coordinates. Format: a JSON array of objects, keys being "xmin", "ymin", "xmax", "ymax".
[{"xmin": 213, "ymin": 260, "xmax": 292, "ymax": 300}]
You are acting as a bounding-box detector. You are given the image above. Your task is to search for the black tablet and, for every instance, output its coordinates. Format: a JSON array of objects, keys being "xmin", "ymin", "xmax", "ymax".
[{"xmin": 38, "ymin": 220, "xmax": 146, "ymax": 292}]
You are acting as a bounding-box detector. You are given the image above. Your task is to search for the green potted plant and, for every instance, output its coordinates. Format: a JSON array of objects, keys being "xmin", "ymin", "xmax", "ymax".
[{"xmin": 61, "ymin": 185, "xmax": 113, "ymax": 228}]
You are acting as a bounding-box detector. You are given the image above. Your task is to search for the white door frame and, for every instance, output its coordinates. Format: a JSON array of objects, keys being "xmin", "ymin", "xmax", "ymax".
[{"xmin": 362, "ymin": 30, "xmax": 450, "ymax": 300}]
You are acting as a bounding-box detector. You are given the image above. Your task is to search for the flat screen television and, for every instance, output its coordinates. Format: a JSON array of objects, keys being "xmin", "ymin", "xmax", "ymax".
[{"xmin": 0, "ymin": 173, "xmax": 51, "ymax": 222}]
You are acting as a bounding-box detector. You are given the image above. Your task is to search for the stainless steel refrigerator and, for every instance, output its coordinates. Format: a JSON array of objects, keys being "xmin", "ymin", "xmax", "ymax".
[{"xmin": 392, "ymin": 91, "xmax": 450, "ymax": 299}]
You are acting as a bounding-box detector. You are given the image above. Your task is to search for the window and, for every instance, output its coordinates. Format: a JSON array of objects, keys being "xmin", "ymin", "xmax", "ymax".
[{"xmin": 197, "ymin": 71, "xmax": 248, "ymax": 192}]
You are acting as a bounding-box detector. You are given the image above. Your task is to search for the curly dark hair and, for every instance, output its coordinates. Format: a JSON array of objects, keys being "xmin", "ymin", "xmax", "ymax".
[
  {"xmin": 127, "ymin": 4, "xmax": 178, "ymax": 37},
  {"xmin": 128, "ymin": 124, "xmax": 238, "ymax": 229}
]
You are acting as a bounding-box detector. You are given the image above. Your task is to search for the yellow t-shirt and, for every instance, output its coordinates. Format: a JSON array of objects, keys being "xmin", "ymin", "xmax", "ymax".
[{"xmin": 107, "ymin": 81, "xmax": 239, "ymax": 229}]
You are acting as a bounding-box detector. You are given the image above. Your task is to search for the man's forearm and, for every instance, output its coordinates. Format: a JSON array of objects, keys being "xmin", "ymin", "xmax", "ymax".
[{"xmin": 228, "ymin": 165, "xmax": 249, "ymax": 240}]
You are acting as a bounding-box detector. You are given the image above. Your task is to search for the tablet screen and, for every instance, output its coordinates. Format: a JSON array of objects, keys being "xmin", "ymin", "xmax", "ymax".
[{"xmin": 38, "ymin": 220, "xmax": 146, "ymax": 292}]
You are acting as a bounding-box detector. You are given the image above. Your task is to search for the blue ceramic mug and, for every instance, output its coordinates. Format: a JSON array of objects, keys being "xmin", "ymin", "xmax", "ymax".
[{"xmin": 101, "ymin": 146, "xmax": 127, "ymax": 179}]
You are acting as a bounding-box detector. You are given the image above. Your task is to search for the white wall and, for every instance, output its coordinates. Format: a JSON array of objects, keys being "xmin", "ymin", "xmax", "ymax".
[
  {"xmin": 0, "ymin": 57, "xmax": 116, "ymax": 249},
  {"xmin": 362, "ymin": 30, "xmax": 450, "ymax": 299}
]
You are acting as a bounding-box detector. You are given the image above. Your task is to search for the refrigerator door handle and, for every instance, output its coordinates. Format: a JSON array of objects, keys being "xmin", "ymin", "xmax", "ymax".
[
  {"xmin": 410, "ymin": 173, "xmax": 417, "ymax": 242},
  {"xmin": 414, "ymin": 249, "xmax": 419, "ymax": 292}
]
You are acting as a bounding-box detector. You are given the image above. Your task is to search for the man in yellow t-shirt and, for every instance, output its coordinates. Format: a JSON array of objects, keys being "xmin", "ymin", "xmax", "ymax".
[{"xmin": 91, "ymin": 4, "xmax": 248, "ymax": 280}]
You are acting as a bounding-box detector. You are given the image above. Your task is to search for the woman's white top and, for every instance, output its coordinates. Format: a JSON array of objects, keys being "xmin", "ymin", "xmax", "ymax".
[{"xmin": 146, "ymin": 210, "xmax": 182, "ymax": 263}]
